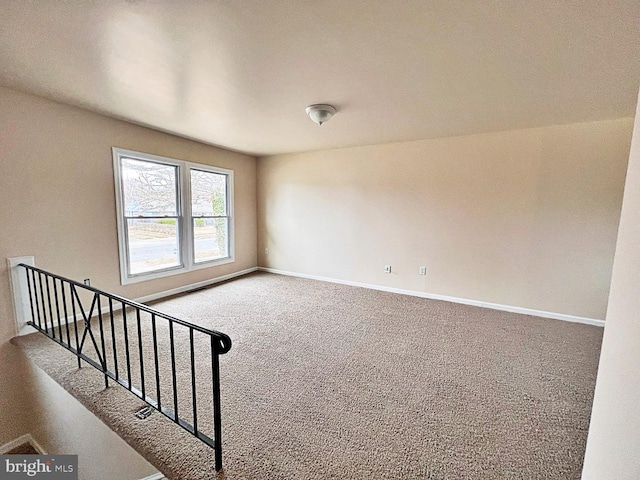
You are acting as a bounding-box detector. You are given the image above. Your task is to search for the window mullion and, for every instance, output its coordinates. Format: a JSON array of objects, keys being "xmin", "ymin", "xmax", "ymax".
[{"xmin": 181, "ymin": 163, "xmax": 194, "ymax": 270}]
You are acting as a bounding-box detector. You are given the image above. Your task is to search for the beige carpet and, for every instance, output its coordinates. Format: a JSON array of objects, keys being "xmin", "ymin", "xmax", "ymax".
[{"xmin": 13, "ymin": 272, "xmax": 602, "ymax": 479}]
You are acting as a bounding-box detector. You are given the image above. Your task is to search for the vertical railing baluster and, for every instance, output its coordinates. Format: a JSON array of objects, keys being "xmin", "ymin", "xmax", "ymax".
[
  {"xmin": 151, "ymin": 314, "xmax": 161, "ymax": 410},
  {"xmin": 108, "ymin": 298, "xmax": 119, "ymax": 379},
  {"xmin": 211, "ymin": 336, "xmax": 223, "ymax": 471},
  {"xmin": 52, "ymin": 278, "xmax": 64, "ymax": 344},
  {"xmin": 122, "ymin": 302, "xmax": 132, "ymax": 390},
  {"xmin": 45, "ymin": 274, "xmax": 55, "ymax": 339},
  {"xmin": 25, "ymin": 267, "xmax": 36, "ymax": 327},
  {"xmin": 136, "ymin": 309, "xmax": 145, "ymax": 399},
  {"xmin": 97, "ymin": 295, "xmax": 109, "ymax": 388},
  {"xmin": 60, "ymin": 282, "xmax": 71, "ymax": 345},
  {"xmin": 70, "ymin": 285, "xmax": 81, "ymax": 368},
  {"xmin": 38, "ymin": 272, "xmax": 48, "ymax": 334},
  {"xmin": 170, "ymin": 320, "xmax": 178, "ymax": 421},
  {"xmin": 190, "ymin": 328, "xmax": 198, "ymax": 434},
  {"xmin": 31, "ymin": 269, "xmax": 42, "ymax": 330}
]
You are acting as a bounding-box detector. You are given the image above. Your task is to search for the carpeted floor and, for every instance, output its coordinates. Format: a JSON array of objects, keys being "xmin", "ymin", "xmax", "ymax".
[{"xmin": 13, "ymin": 272, "xmax": 603, "ymax": 479}]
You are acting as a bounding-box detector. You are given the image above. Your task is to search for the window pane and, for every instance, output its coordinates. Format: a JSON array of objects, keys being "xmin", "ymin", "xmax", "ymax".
[
  {"xmin": 193, "ymin": 217, "xmax": 228, "ymax": 263},
  {"xmin": 122, "ymin": 158, "xmax": 178, "ymax": 216},
  {"xmin": 190, "ymin": 169, "xmax": 227, "ymax": 216},
  {"xmin": 127, "ymin": 218, "xmax": 181, "ymax": 274}
]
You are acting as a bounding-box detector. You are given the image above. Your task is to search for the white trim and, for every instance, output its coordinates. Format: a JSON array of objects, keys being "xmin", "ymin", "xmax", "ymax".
[
  {"xmin": 0, "ymin": 434, "xmax": 46, "ymax": 454},
  {"xmin": 258, "ymin": 267, "xmax": 605, "ymax": 327},
  {"xmin": 7, "ymin": 256, "xmax": 36, "ymax": 336},
  {"xmin": 138, "ymin": 474, "xmax": 166, "ymax": 480},
  {"xmin": 135, "ymin": 267, "xmax": 257, "ymax": 303}
]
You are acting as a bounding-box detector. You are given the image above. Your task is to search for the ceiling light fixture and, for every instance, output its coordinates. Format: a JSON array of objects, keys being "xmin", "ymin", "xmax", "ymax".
[{"xmin": 305, "ymin": 104, "xmax": 336, "ymax": 125}]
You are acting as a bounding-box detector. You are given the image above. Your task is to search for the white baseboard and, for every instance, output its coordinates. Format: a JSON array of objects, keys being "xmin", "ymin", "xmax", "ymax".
[
  {"xmin": 138, "ymin": 474, "xmax": 167, "ymax": 480},
  {"xmin": 7, "ymin": 256, "xmax": 36, "ymax": 336},
  {"xmin": 258, "ymin": 267, "xmax": 605, "ymax": 327},
  {"xmin": 0, "ymin": 434, "xmax": 46, "ymax": 454},
  {"xmin": 135, "ymin": 267, "xmax": 258, "ymax": 303}
]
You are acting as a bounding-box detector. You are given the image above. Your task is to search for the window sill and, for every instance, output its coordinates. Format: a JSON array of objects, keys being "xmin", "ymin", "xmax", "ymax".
[{"xmin": 120, "ymin": 256, "xmax": 234, "ymax": 285}]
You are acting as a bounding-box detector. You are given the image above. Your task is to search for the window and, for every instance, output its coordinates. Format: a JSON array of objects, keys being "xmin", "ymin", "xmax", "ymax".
[{"xmin": 113, "ymin": 148, "xmax": 233, "ymax": 284}]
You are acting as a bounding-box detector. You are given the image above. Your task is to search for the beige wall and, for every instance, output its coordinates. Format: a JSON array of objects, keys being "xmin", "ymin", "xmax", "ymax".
[
  {"xmin": 0, "ymin": 343, "xmax": 158, "ymax": 480},
  {"xmin": 0, "ymin": 86, "xmax": 257, "ymax": 345},
  {"xmin": 258, "ymin": 118, "xmax": 633, "ymax": 319},
  {"xmin": 582, "ymin": 92, "xmax": 640, "ymax": 478}
]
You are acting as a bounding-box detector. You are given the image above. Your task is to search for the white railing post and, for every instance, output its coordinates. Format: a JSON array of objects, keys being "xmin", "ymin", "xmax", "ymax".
[{"xmin": 7, "ymin": 256, "xmax": 35, "ymax": 335}]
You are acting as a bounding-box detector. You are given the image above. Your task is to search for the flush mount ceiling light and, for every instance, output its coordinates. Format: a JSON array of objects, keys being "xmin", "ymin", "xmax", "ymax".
[{"xmin": 305, "ymin": 104, "xmax": 336, "ymax": 125}]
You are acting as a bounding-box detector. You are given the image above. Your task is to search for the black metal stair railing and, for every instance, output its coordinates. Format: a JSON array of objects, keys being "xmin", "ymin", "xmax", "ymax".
[{"xmin": 18, "ymin": 263, "xmax": 232, "ymax": 472}]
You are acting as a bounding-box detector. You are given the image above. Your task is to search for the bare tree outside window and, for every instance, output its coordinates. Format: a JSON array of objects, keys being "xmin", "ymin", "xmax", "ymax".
[
  {"xmin": 123, "ymin": 158, "xmax": 178, "ymax": 216},
  {"xmin": 191, "ymin": 169, "xmax": 229, "ymax": 262},
  {"xmin": 122, "ymin": 158, "xmax": 181, "ymax": 274}
]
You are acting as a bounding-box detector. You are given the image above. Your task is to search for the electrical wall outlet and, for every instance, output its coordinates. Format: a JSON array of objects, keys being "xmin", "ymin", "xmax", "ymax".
[
  {"xmin": 264, "ymin": 247, "xmax": 269, "ymax": 255},
  {"xmin": 384, "ymin": 265, "xmax": 392, "ymax": 274},
  {"xmin": 419, "ymin": 266, "xmax": 426, "ymax": 275},
  {"xmin": 83, "ymin": 278, "xmax": 91, "ymax": 286}
]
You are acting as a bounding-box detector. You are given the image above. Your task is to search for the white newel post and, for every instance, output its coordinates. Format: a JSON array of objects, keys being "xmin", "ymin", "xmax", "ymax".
[{"xmin": 7, "ymin": 256, "xmax": 35, "ymax": 335}]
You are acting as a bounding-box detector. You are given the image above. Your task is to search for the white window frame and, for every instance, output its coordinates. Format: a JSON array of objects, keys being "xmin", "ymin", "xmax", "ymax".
[{"xmin": 112, "ymin": 147, "xmax": 234, "ymax": 285}]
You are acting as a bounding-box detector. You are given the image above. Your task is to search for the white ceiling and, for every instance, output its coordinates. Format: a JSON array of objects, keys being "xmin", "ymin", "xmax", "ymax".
[{"xmin": 1, "ymin": 1, "xmax": 639, "ymax": 156}]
